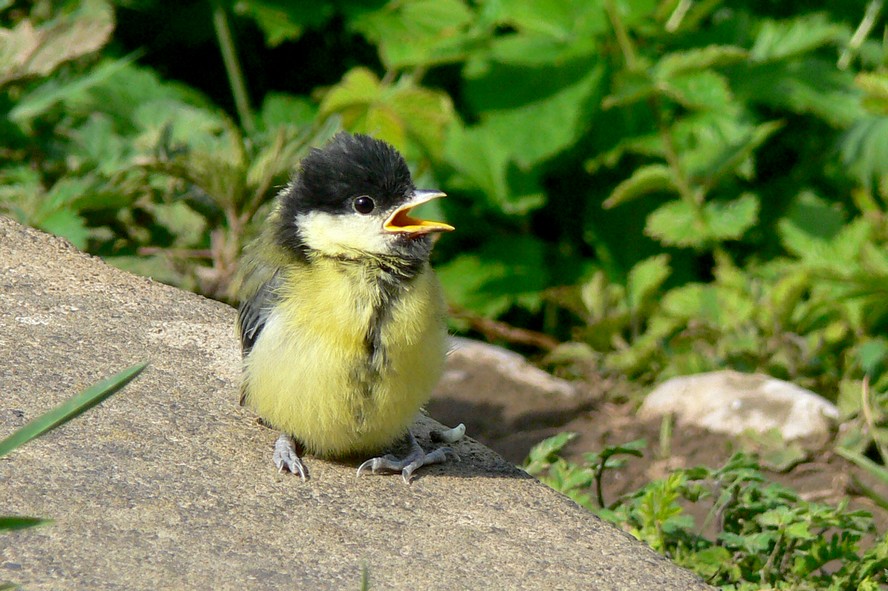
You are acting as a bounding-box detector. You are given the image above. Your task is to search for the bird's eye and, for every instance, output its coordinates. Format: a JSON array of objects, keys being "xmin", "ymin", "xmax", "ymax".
[{"xmin": 353, "ymin": 196, "xmax": 375, "ymax": 214}]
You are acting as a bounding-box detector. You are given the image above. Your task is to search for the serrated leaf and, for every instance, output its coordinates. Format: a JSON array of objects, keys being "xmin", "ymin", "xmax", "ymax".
[
  {"xmin": 350, "ymin": 0, "xmax": 474, "ymax": 69},
  {"xmin": 750, "ymin": 14, "xmax": 847, "ymax": 63},
  {"xmin": 234, "ymin": 0, "xmax": 333, "ymax": 46},
  {"xmin": 841, "ymin": 116, "xmax": 888, "ymax": 186},
  {"xmin": 696, "ymin": 121, "xmax": 782, "ymax": 189},
  {"xmin": 605, "ymin": 164, "xmax": 676, "ymax": 208},
  {"xmin": 703, "ymin": 193, "xmax": 759, "ymax": 241},
  {"xmin": 627, "ymin": 254, "xmax": 671, "ymax": 311},
  {"xmin": 654, "ymin": 45, "xmax": 747, "ymax": 78},
  {"xmin": 437, "ymin": 235, "xmax": 549, "ymax": 317},
  {"xmin": 10, "ymin": 54, "xmax": 138, "ymax": 125},
  {"xmin": 602, "ymin": 70, "xmax": 656, "ymax": 109},
  {"xmin": 663, "ymin": 70, "xmax": 732, "ymax": 110}
]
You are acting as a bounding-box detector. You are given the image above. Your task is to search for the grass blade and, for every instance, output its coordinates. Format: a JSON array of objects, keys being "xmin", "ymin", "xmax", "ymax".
[
  {"xmin": 0, "ymin": 361, "xmax": 148, "ymax": 458},
  {"xmin": 0, "ymin": 516, "xmax": 51, "ymax": 531}
]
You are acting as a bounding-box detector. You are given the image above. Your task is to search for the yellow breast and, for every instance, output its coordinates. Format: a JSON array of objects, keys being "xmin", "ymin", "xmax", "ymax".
[{"xmin": 241, "ymin": 258, "xmax": 448, "ymax": 456}]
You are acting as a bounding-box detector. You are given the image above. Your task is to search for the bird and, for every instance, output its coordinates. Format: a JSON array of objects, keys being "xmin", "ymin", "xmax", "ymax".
[{"xmin": 234, "ymin": 132, "xmax": 457, "ymax": 483}]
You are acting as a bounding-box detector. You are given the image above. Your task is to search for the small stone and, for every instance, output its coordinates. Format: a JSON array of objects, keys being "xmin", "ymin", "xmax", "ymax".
[{"xmin": 638, "ymin": 370, "xmax": 839, "ymax": 446}]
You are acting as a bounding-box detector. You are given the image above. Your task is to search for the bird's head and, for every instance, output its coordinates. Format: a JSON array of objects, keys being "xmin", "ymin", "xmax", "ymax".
[{"xmin": 276, "ymin": 133, "xmax": 453, "ymax": 264}]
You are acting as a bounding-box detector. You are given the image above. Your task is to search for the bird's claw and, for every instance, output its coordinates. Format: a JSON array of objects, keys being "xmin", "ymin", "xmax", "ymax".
[
  {"xmin": 273, "ymin": 433, "xmax": 307, "ymax": 481},
  {"xmin": 356, "ymin": 432, "xmax": 459, "ymax": 484}
]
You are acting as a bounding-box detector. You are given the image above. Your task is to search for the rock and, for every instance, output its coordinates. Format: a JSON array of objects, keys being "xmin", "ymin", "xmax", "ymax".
[
  {"xmin": 0, "ymin": 216, "xmax": 711, "ymax": 591},
  {"xmin": 429, "ymin": 338, "xmax": 599, "ymax": 464},
  {"xmin": 638, "ymin": 370, "xmax": 839, "ymax": 445}
]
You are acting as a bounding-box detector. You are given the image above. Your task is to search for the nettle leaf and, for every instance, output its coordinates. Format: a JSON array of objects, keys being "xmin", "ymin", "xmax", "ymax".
[
  {"xmin": 258, "ymin": 93, "xmax": 317, "ymax": 132},
  {"xmin": 464, "ymin": 53, "xmax": 605, "ymax": 166},
  {"xmin": 654, "ymin": 45, "xmax": 747, "ymax": 78},
  {"xmin": 437, "ymin": 235, "xmax": 548, "ymax": 317},
  {"xmin": 779, "ymin": 217, "xmax": 871, "ymax": 269},
  {"xmin": 351, "ymin": 0, "xmax": 474, "ymax": 69},
  {"xmin": 841, "ymin": 116, "xmax": 888, "ymax": 187},
  {"xmin": 488, "ymin": 32, "xmax": 598, "ymax": 67},
  {"xmin": 646, "ymin": 200, "xmax": 705, "ymax": 248},
  {"xmin": 750, "ymin": 13, "xmax": 848, "ymax": 63},
  {"xmin": 662, "ymin": 70, "xmax": 733, "ymax": 111},
  {"xmin": 320, "ymin": 67, "xmax": 455, "ymax": 160},
  {"xmin": 444, "ymin": 121, "xmax": 545, "ymax": 215},
  {"xmin": 234, "ymin": 0, "xmax": 334, "ymax": 46},
  {"xmin": 695, "ymin": 121, "xmax": 782, "ymax": 189},
  {"xmin": 39, "ymin": 208, "xmax": 89, "ymax": 250},
  {"xmin": 645, "ymin": 194, "xmax": 759, "ymax": 248},
  {"xmin": 703, "ymin": 193, "xmax": 760, "ymax": 241},
  {"xmin": 627, "ymin": 254, "xmax": 671, "ymax": 311},
  {"xmin": 605, "ymin": 164, "xmax": 676, "ymax": 208},
  {"xmin": 734, "ymin": 59, "xmax": 864, "ymax": 127},
  {"xmin": 495, "ymin": 0, "xmax": 608, "ymax": 39}
]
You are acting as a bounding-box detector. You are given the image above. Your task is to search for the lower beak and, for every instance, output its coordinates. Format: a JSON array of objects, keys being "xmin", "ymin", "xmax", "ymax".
[{"xmin": 383, "ymin": 190, "xmax": 455, "ymax": 235}]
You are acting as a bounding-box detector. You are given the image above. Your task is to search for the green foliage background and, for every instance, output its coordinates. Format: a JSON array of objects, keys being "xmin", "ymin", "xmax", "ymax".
[
  {"xmin": 5, "ymin": 2, "xmax": 888, "ymax": 587},
  {"xmin": 2, "ymin": 0, "xmax": 888, "ymax": 405}
]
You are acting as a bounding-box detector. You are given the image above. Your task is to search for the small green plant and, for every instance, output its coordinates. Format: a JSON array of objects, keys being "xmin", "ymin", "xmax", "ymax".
[
  {"xmin": 525, "ymin": 436, "xmax": 888, "ymax": 589},
  {"xmin": 1, "ymin": 362, "xmax": 147, "ymax": 588}
]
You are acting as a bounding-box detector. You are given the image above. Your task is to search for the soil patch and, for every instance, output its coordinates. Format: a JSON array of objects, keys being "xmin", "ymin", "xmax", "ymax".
[{"xmin": 429, "ymin": 372, "xmax": 888, "ymax": 532}]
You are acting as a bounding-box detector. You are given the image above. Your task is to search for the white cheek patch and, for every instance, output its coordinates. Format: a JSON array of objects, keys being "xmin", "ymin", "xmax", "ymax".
[{"xmin": 296, "ymin": 211, "xmax": 392, "ymax": 256}]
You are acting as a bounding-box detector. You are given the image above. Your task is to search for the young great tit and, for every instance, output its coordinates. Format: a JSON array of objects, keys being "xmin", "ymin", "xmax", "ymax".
[{"xmin": 235, "ymin": 132, "xmax": 456, "ymax": 483}]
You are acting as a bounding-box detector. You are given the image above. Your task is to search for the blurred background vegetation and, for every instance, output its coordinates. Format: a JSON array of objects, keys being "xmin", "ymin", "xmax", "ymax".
[{"xmin": 2, "ymin": 0, "xmax": 888, "ymax": 415}]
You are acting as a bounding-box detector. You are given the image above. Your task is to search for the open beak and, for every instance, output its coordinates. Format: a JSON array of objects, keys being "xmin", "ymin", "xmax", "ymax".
[{"xmin": 383, "ymin": 189, "xmax": 455, "ymax": 236}]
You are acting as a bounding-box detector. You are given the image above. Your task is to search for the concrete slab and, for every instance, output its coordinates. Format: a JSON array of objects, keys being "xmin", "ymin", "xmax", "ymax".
[{"xmin": 0, "ymin": 216, "xmax": 711, "ymax": 590}]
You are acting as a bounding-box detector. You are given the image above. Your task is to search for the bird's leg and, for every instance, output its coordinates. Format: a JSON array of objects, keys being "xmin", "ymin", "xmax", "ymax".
[
  {"xmin": 273, "ymin": 433, "xmax": 308, "ymax": 481},
  {"xmin": 356, "ymin": 431, "xmax": 460, "ymax": 484}
]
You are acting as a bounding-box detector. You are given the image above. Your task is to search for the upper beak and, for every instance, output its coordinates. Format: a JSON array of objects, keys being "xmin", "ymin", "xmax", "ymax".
[{"xmin": 383, "ymin": 189, "xmax": 455, "ymax": 235}]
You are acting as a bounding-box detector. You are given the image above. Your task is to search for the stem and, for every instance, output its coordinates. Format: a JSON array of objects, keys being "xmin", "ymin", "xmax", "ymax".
[
  {"xmin": 595, "ymin": 459, "xmax": 606, "ymax": 508},
  {"xmin": 838, "ymin": 0, "xmax": 883, "ymax": 70},
  {"xmin": 604, "ymin": 0, "xmax": 638, "ymax": 71},
  {"xmin": 652, "ymin": 96, "xmax": 730, "ymax": 260},
  {"xmin": 212, "ymin": 0, "xmax": 255, "ymax": 135}
]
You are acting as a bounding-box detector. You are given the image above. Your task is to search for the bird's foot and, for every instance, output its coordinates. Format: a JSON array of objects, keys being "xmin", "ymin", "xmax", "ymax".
[
  {"xmin": 356, "ymin": 431, "xmax": 460, "ymax": 484},
  {"xmin": 273, "ymin": 433, "xmax": 308, "ymax": 481}
]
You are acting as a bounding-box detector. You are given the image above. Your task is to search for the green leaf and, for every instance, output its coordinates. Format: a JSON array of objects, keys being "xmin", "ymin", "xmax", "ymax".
[
  {"xmin": 696, "ymin": 121, "xmax": 782, "ymax": 189},
  {"xmin": 654, "ymin": 45, "xmax": 747, "ymax": 78},
  {"xmin": 37, "ymin": 208, "xmax": 89, "ymax": 250},
  {"xmin": 750, "ymin": 14, "xmax": 848, "ymax": 63},
  {"xmin": 626, "ymin": 254, "xmax": 671, "ymax": 311},
  {"xmin": 443, "ymin": 122, "xmax": 545, "ymax": 215},
  {"xmin": 734, "ymin": 59, "xmax": 864, "ymax": 127},
  {"xmin": 645, "ymin": 194, "xmax": 758, "ymax": 248},
  {"xmin": 0, "ymin": 516, "xmax": 50, "ymax": 531},
  {"xmin": 350, "ymin": 0, "xmax": 474, "ymax": 69},
  {"xmin": 841, "ymin": 116, "xmax": 888, "ymax": 186},
  {"xmin": 663, "ymin": 70, "xmax": 732, "ymax": 111},
  {"xmin": 437, "ymin": 235, "xmax": 549, "ymax": 317},
  {"xmin": 0, "ymin": 362, "xmax": 148, "ymax": 458},
  {"xmin": 604, "ymin": 164, "xmax": 676, "ymax": 208},
  {"xmin": 234, "ymin": 0, "xmax": 334, "ymax": 46},
  {"xmin": 10, "ymin": 53, "xmax": 139, "ymax": 125},
  {"xmin": 703, "ymin": 193, "xmax": 759, "ymax": 241},
  {"xmin": 494, "ymin": 0, "xmax": 608, "ymax": 39}
]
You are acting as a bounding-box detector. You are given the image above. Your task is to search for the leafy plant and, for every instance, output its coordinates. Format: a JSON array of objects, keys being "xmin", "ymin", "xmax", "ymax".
[{"xmin": 526, "ymin": 436, "xmax": 888, "ymax": 589}]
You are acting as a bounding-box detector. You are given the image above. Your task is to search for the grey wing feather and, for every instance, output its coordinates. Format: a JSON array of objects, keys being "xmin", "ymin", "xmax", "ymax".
[{"xmin": 237, "ymin": 272, "xmax": 282, "ymax": 357}]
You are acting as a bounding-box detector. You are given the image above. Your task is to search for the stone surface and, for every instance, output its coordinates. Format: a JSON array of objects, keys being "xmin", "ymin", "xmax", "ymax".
[
  {"xmin": 639, "ymin": 370, "xmax": 840, "ymax": 444},
  {"xmin": 0, "ymin": 216, "xmax": 710, "ymax": 590}
]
